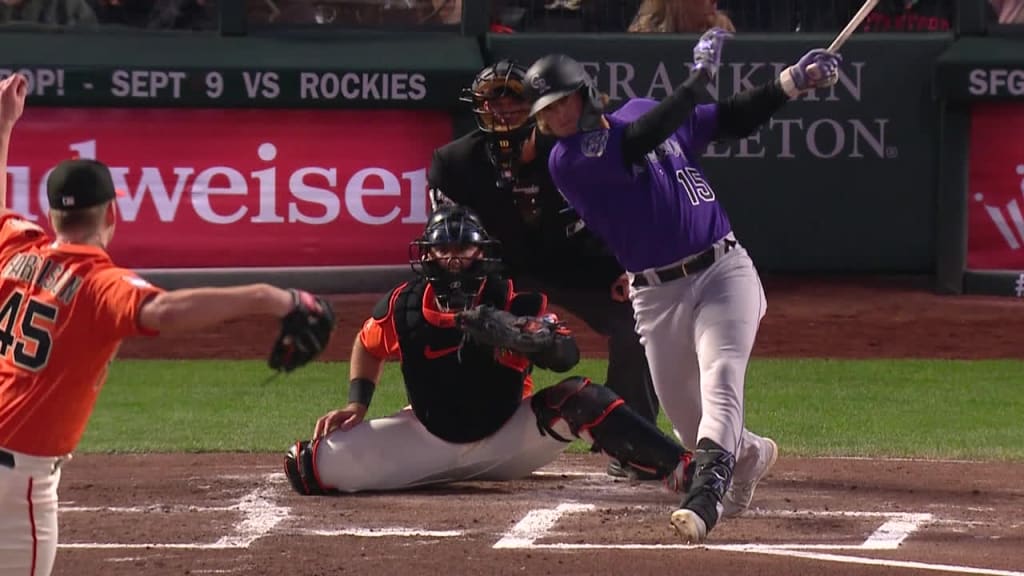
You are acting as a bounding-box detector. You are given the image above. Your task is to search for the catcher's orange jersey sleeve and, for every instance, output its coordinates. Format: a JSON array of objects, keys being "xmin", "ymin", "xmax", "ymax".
[
  {"xmin": 358, "ymin": 316, "xmax": 401, "ymax": 361},
  {"xmin": 358, "ymin": 287, "xmax": 402, "ymax": 361},
  {"xmin": 0, "ymin": 214, "xmax": 163, "ymax": 457}
]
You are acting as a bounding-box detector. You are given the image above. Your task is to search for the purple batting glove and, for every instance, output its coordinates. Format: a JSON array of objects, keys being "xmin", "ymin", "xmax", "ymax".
[
  {"xmin": 693, "ymin": 27, "xmax": 733, "ymax": 81},
  {"xmin": 780, "ymin": 48, "xmax": 843, "ymax": 97}
]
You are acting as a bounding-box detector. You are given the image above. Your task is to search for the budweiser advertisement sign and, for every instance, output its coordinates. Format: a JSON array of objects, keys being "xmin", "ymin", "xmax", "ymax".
[
  {"xmin": 5, "ymin": 108, "xmax": 450, "ymax": 268},
  {"xmin": 967, "ymin": 103, "xmax": 1024, "ymax": 270}
]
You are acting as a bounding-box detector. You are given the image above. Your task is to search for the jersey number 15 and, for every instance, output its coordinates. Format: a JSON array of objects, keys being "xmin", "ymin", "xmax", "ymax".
[
  {"xmin": 0, "ymin": 291, "xmax": 57, "ymax": 371},
  {"xmin": 675, "ymin": 167, "xmax": 716, "ymax": 206}
]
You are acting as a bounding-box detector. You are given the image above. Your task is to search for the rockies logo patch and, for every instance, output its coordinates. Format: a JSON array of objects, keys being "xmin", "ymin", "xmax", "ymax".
[
  {"xmin": 581, "ymin": 130, "xmax": 609, "ymax": 158},
  {"xmin": 529, "ymin": 75, "xmax": 549, "ymax": 95}
]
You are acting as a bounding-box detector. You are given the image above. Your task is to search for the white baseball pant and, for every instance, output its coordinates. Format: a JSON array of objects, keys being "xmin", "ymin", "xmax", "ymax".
[
  {"xmin": 314, "ymin": 398, "xmax": 573, "ymax": 492},
  {"xmin": 0, "ymin": 448, "xmax": 64, "ymax": 576},
  {"xmin": 628, "ymin": 243, "xmax": 771, "ymax": 469}
]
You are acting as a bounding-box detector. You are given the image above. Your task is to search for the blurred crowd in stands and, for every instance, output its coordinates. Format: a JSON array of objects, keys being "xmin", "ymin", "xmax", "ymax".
[
  {"xmin": 0, "ymin": 0, "xmax": 216, "ymax": 28},
  {"xmin": 494, "ymin": 0, "xmax": 1022, "ymax": 33},
  {"xmin": 0, "ymin": 0, "xmax": 1020, "ymax": 32}
]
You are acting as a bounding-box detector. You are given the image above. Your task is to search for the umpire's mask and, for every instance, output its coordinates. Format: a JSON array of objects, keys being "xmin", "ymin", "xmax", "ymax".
[{"xmin": 461, "ymin": 60, "xmax": 536, "ymax": 192}]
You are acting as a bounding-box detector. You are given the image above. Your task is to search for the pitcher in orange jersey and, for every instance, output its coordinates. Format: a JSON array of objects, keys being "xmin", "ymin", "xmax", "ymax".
[{"xmin": 0, "ymin": 74, "xmax": 335, "ymax": 576}]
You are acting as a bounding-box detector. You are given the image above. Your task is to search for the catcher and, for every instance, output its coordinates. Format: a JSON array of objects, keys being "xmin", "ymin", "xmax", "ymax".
[
  {"xmin": 284, "ymin": 205, "xmax": 692, "ymax": 495},
  {"xmin": 0, "ymin": 75, "xmax": 335, "ymax": 576}
]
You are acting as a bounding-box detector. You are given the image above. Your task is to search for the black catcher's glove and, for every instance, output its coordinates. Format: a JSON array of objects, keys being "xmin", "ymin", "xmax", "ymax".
[
  {"xmin": 454, "ymin": 305, "xmax": 558, "ymax": 355},
  {"xmin": 269, "ymin": 290, "xmax": 335, "ymax": 373}
]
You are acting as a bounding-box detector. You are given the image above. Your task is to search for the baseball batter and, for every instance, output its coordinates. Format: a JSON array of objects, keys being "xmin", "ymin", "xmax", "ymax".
[
  {"xmin": 0, "ymin": 74, "xmax": 334, "ymax": 576},
  {"xmin": 522, "ymin": 31, "xmax": 843, "ymax": 542},
  {"xmin": 284, "ymin": 206, "xmax": 694, "ymax": 495}
]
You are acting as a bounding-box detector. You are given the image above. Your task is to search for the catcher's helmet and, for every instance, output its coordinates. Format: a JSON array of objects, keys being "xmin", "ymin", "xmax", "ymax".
[
  {"xmin": 523, "ymin": 54, "xmax": 605, "ymax": 133},
  {"xmin": 409, "ymin": 205, "xmax": 502, "ymax": 311}
]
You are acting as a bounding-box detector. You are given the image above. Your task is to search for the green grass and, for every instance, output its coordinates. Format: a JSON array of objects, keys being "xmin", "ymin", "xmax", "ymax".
[{"xmin": 78, "ymin": 359, "xmax": 1024, "ymax": 461}]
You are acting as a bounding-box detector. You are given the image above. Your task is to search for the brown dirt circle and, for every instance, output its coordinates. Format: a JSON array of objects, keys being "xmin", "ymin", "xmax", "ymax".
[{"xmin": 55, "ymin": 275, "xmax": 1024, "ymax": 576}]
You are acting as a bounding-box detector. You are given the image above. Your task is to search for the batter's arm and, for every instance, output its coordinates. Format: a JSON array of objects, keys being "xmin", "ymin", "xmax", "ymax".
[
  {"xmin": 713, "ymin": 80, "xmax": 790, "ymax": 141},
  {"xmin": 621, "ymin": 70, "xmax": 710, "ymax": 165}
]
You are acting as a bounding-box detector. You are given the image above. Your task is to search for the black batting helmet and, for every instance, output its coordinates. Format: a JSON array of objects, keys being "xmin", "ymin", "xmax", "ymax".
[
  {"xmin": 409, "ymin": 205, "xmax": 502, "ymax": 311},
  {"xmin": 523, "ymin": 54, "xmax": 605, "ymax": 133}
]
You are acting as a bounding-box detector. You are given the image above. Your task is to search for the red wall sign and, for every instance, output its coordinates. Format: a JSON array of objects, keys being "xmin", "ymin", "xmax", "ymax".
[
  {"xmin": 967, "ymin": 103, "xmax": 1024, "ymax": 270},
  {"xmin": 5, "ymin": 108, "xmax": 451, "ymax": 268}
]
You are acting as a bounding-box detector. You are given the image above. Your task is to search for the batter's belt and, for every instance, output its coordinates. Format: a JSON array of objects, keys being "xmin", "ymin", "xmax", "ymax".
[{"xmin": 630, "ymin": 233, "xmax": 738, "ymax": 288}]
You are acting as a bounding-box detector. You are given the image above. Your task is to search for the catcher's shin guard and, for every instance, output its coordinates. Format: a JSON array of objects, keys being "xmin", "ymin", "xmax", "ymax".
[
  {"xmin": 284, "ymin": 440, "xmax": 330, "ymax": 496},
  {"xmin": 531, "ymin": 377, "xmax": 692, "ymax": 482},
  {"xmin": 678, "ymin": 438, "xmax": 736, "ymax": 532}
]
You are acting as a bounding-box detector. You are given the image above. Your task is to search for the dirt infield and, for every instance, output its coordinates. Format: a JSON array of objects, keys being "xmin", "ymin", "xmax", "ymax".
[
  {"xmin": 56, "ymin": 275, "xmax": 1024, "ymax": 576},
  {"xmin": 118, "ymin": 275, "xmax": 1024, "ymax": 360}
]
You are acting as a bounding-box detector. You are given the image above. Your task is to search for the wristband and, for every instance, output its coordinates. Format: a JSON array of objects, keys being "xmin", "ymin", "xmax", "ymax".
[
  {"xmin": 778, "ymin": 68, "xmax": 801, "ymax": 99},
  {"xmin": 348, "ymin": 378, "xmax": 375, "ymax": 406}
]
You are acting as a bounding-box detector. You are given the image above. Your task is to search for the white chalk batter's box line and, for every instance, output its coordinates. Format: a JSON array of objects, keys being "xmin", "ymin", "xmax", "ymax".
[
  {"xmin": 494, "ymin": 503, "xmax": 940, "ymax": 551},
  {"xmin": 495, "ymin": 502, "xmax": 1024, "ymax": 576},
  {"xmin": 57, "ymin": 473, "xmax": 1024, "ymax": 576}
]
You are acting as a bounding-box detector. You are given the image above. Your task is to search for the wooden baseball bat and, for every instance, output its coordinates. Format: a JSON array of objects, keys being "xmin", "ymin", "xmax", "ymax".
[
  {"xmin": 826, "ymin": 0, "xmax": 880, "ymax": 53},
  {"xmin": 805, "ymin": 0, "xmax": 879, "ymax": 78}
]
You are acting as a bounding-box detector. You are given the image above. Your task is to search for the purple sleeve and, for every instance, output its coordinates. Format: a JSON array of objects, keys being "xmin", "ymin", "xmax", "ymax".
[{"xmin": 676, "ymin": 103, "xmax": 720, "ymax": 156}]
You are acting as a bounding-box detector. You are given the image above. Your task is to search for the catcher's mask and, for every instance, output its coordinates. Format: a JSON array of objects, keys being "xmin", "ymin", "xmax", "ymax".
[
  {"xmin": 460, "ymin": 59, "xmax": 535, "ymax": 192},
  {"xmin": 409, "ymin": 206, "xmax": 502, "ymax": 312}
]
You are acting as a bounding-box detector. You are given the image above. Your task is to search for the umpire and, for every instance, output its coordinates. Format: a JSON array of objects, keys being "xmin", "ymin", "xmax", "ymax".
[{"xmin": 428, "ymin": 59, "xmax": 660, "ymax": 479}]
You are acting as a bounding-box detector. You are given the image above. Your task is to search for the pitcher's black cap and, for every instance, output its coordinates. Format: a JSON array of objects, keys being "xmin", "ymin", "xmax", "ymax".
[{"xmin": 46, "ymin": 159, "xmax": 121, "ymax": 211}]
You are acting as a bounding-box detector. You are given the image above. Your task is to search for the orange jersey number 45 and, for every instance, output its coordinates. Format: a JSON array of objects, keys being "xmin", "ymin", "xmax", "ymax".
[{"xmin": 0, "ymin": 290, "xmax": 58, "ymax": 371}]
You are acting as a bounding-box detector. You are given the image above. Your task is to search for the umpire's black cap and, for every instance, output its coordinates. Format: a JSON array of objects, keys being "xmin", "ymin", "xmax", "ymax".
[{"xmin": 47, "ymin": 159, "xmax": 120, "ymax": 211}]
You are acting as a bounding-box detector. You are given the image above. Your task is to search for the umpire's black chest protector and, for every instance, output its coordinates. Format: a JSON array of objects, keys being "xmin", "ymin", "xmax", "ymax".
[
  {"xmin": 392, "ymin": 277, "xmax": 543, "ymax": 444},
  {"xmin": 435, "ymin": 132, "xmax": 623, "ymax": 290}
]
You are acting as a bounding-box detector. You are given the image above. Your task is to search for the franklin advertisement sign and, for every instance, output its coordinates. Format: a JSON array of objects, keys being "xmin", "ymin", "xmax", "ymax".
[
  {"xmin": 5, "ymin": 108, "xmax": 449, "ymax": 269},
  {"xmin": 967, "ymin": 103, "xmax": 1024, "ymax": 271},
  {"xmin": 489, "ymin": 36, "xmax": 948, "ymax": 271},
  {"xmin": 574, "ymin": 59, "xmax": 894, "ymax": 161}
]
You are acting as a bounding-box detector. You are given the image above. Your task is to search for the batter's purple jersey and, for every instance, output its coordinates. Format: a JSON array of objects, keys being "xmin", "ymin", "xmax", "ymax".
[{"xmin": 548, "ymin": 99, "xmax": 733, "ymax": 272}]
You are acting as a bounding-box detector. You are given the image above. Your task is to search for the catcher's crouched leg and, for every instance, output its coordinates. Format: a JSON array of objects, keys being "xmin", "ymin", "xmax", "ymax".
[
  {"xmin": 531, "ymin": 377, "xmax": 692, "ymax": 489},
  {"xmin": 284, "ymin": 440, "xmax": 332, "ymax": 496}
]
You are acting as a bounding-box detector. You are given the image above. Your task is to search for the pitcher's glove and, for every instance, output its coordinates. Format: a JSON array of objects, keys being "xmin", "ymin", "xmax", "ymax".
[
  {"xmin": 269, "ymin": 290, "xmax": 336, "ymax": 373},
  {"xmin": 454, "ymin": 305, "xmax": 558, "ymax": 355}
]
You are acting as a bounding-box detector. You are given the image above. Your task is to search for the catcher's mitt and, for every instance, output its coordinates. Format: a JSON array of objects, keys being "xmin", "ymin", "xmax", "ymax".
[
  {"xmin": 454, "ymin": 305, "xmax": 558, "ymax": 355},
  {"xmin": 269, "ymin": 289, "xmax": 335, "ymax": 373}
]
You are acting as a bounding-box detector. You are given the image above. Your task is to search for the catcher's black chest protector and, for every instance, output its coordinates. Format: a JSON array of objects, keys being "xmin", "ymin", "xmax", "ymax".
[{"xmin": 393, "ymin": 277, "xmax": 542, "ymax": 444}]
